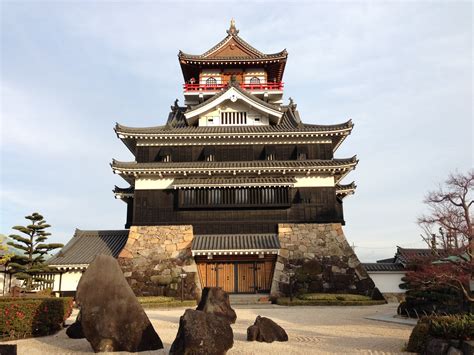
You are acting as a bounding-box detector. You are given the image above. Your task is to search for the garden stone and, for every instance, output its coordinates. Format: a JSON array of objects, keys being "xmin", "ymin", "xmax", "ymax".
[
  {"xmin": 446, "ymin": 346, "xmax": 463, "ymax": 355},
  {"xmin": 0, "ymin": 344, "xmax": 17, "ymax": 355},
  {"xmin": 169, "ymin": 309, "xmax": 233, "ymax": 355},
  {"xmin": 247, "ymin": 316, "xmax": 288, "ymax": 343},
  {"xmin": 76, "ymin": 255, "xmax": 163, "ymax": 352},
  {"xmin": 370, "ymin": 287, "xmax": 385, "ymax": 301},
  {"xmin": 425, "ymin": 337, "xmax": 450, "ymax": 355},
  {"xmin": 196, "ymin": 287, "xmax": 237, "ymax": 324},
  {"xmin": 66, "ymin": 312, "xmax": 84, "ymax": 339},
  {"xmin": 462, "ymin": 341, "xmax": 474, "ymax": 355}
]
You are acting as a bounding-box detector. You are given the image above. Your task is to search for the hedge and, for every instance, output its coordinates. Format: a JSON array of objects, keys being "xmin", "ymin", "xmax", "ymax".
[
  {"xmin": 137, "ymin": 296, "xmax": 196, "ymax": 308},
  {"xmin": 406, "ymin": 314, "xmax": 474, "ymax": 353},
  {"xmin": 276, "ymin": 297, "xmax": 386, "ymax": 306},
  {"xmin": 0, "ymin": 297, "xmax": 73, "ymax": 340}
]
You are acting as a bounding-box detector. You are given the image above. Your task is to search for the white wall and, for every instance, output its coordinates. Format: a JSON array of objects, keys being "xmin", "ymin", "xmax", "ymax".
[
  {"xmin": 0, "ymin": 270, "xmax": 19, "ymax": 296},
  {"xmin": 368, "ymin": 272, "xmax": 405, "ymax": 293},
  {"xmin": 199, "ymin": 101, "xmax": 269, "ymax": 126},
  {"xmin": 51, "ymin": 271, "xmax": 84, "ymax": 292}
]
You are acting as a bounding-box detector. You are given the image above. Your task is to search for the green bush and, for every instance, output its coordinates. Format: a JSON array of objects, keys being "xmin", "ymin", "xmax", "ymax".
[
  {"xmin": 429, "ymin": 314, "xmax": 474, "ymax": 340},
  {"xmin": 298, "ymin": 293, "xmax": 372, "ymax": 302},
  {"xmin": 0, "ymin": 297, "xmax": 73, "ymax": 339},
  {"xmin": 406, "ymin": 319, "xmax": 430, "ymax": 353},
  {"xmin": 137, "ymin": 296, "xmax": 196, "ymax": 308},
  {"xmin": 275, "ymin": 297, "xmax": 385, "ymax": 306},
  {"xmin": 406, "ymin": 314, "xmax": 474, "ymax": 353}
]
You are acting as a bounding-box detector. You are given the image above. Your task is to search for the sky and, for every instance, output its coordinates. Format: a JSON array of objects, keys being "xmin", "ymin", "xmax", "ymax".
[{"xmin": 1, "ymin": 1, "xmax": 472, "ymax": 262}]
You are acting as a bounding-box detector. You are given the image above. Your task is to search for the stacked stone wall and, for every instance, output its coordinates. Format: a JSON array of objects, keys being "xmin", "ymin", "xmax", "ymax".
[
  {"xmin": 271, "ymin": 223, "xmax": 375, "ymax": 297},
  {"xmin": 117, "ymin": 225, "xmax": 201, "ymax": 298}
]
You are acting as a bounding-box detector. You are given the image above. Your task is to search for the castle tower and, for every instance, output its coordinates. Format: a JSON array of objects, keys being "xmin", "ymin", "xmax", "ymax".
[{"xmin": 113, "ymin": 21, "xmax": 373, "ymax": 298}]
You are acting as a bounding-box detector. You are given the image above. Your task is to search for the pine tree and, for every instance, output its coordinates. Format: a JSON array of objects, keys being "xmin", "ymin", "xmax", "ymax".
[{"xmin": 7, "ymin": 212, "xmax": 63, "ymax": 291}]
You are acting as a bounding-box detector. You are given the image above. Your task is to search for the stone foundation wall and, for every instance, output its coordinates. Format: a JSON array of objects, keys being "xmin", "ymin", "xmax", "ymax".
[
  {"xmin": 271, "ymin": 223, "xmax": 376, "ymax": 297},
  {"xmin": 117, "ymin": 225, "xmax": 201, "ymax": 299}
]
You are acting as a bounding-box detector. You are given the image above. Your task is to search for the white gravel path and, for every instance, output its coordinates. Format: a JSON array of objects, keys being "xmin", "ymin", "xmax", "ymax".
[{"xmin": 3, "ymin": 304, "xmax": 413, "ymax": 354}]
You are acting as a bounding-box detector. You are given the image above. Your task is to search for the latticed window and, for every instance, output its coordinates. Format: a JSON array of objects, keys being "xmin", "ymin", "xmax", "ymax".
[
  {"xmin": 206, "ymin": 77, "xmax": 218, "ymax": 86},
  {"xmin": 249, "ymin": 76, "xmax": 260, "ymax": 85},
  {"xmin": 221, "ymin": 112, "xmax": 247, "ymax": 125}
]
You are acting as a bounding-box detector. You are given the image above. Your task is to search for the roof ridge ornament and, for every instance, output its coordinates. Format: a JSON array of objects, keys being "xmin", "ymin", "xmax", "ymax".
[{"xmin": 227, "ymin": 18, "xmax": 239, "ymax": 35}]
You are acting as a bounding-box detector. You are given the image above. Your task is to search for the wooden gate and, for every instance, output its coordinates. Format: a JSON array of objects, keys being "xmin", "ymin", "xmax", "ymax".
[{"xmin": 196, "ymin": 258, "xmax": 275, "ymax": 294}]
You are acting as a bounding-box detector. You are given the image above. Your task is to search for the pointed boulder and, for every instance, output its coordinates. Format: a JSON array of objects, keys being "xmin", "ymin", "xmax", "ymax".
[
  {"xmin": 76, "ymin": 255, "xmax": 163, "ymax": 352},
  {"xmin": 170, "ymin": 309, "xmax": 234, "ymax": 355},
  {"xmin": 196, "ymin": 287, "xmax": 237, "ymax": 324}
]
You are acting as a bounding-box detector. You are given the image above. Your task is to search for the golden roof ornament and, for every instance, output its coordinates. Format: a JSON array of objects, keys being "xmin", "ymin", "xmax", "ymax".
[{"xmin": 227, "ymin": 18, "xmax": 239, "ymax": 35}]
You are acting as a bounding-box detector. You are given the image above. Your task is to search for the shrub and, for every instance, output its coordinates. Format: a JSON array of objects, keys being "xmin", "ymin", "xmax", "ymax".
[
  {"xmin": 429, "ymin": 314, "xmax": 474, "ymax": 340},
  {"xmin": 275, "ymin": 297, "xmax": 385, "ymax": 306},
  {"xmin": 137, "ymin": 296, "xmax": 196, "ymax": 308},
  {"xmin": 406, "ymin": 314, "xmax": 474, "ymax": 353},
  {"xmin": 0, "ymin": 297, "xmax": 73, "ymax": 339},
  {"xmin": 406, "ymin": 319, "xmax": 430, "ymax": 353},
  {"xmin": 298, "ymin": 293, "xmax": 372, "ymax": 302}
]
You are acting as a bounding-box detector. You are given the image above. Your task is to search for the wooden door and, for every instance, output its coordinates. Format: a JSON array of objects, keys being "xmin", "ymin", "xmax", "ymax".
[
  {"xmin": 254, "ymin": 261, "xmax": 273, "ymax": 292},
  {"xmin": 237, "ymin": 263, "xmax": 255, "ymax": 293},
  {"xmin": 216, "ymin": 263, "xmax": 235, "ymax": 293}
]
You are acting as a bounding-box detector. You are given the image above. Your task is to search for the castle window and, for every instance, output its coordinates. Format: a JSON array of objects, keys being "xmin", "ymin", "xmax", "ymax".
[
  {"xmin": 203, "ymin": 147, "xmax": 215, "ymax": 162},
  {"xmin": 206, "ymin": 77, "xmax": 218, "ymax": 86},
  {"xmin": 296, "ymin": 146, "xmax": 308, "ymax": 160},
  {"xmin": 264, "ymin": 146, "xmax": 276, "ymax": 161},
  {"xmin": 221, "ymin": 111, "xmax": 247, "ymax": 125},
  {"xmin": 158, "ymin": 147, "xmax": 172, "ymax": 162},
  {"xmin": 249, "ymin": 76, "xmax": 260, "ymax": 85}
]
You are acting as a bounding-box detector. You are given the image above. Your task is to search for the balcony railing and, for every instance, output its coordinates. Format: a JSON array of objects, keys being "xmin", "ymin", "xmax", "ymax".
[{"xmin": 183, "ymin": 82, "xmax": 284, "ymax": 92}]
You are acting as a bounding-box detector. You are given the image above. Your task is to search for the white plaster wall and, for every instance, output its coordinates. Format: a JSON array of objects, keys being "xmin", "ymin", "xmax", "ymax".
[
  {"xmin": 199, "ymin": 69, "xmax": 222, "ymax": 84},
  {"xmin": 294, "ymin": 176, "xmax": 335, "ymax": 187},
  {"xmin": 200, "ymin": 101, "xmax": 269, "ymax": 126},
  {"xmin": 135, "ymin": 178, "xmax": 174, "ymax": 190},
  {"xmin": 51, "ymin": 271, "xmax": 84, "ymax": 292},
  {"xmin": 368, "ymin": 272, "xmax": 406, "ymax": 293},
  {"xmin": 243, "ymin": 68, "xmax": 266, "ymax": 83},
  {"xmin": 0, "ymin": 271, "xmax": 18, "ymax": 296}
]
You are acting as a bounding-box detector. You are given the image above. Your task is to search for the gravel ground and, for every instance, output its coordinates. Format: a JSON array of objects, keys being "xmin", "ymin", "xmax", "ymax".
[{"xmin": 3, "ymin": 303, "xmax": 413, "ymax": 354}]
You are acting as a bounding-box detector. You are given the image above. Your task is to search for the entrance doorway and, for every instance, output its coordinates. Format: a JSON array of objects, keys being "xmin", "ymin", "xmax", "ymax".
[{"xmin": 196, "ymin": 256, "xmax": 275, "ymax": 294}]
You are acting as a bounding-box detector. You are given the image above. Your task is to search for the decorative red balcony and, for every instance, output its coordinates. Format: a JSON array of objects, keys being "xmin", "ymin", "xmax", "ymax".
[{"xmin": 183, "ymin": 82, "xmax": 284, "ymax": 92}]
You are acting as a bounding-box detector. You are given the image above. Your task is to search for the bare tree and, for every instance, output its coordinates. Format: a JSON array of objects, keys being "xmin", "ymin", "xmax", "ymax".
[{"xmin": 417, "ymin": 170, "xmax": 473, "ymax": 257}]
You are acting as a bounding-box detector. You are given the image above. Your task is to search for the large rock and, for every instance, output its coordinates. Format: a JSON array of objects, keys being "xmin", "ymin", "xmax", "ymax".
[
  {"xmin": 76, "ymin": 255, "xmax": 163, "ymax": 352},
  {"xmin": 196, "ymin": 287, "xmax": 237, "ymax": 324},
  {"xmin": 169, "ymin": 309, "xmax": 234, "ymax": 355},
  {"xmin": 425, "ymin": 337, "xmax": 450, "ymax": 355},
  {"xmin": 463, "ymin": 341, "xmax": 474, "ymax": 355},
  {"xmin": 66, "ymin": 312, "xmax": 84, "ymax": 339},
  {"xmin": 247, "ymin": 316, "xmax": 288, "ymax": 343}
]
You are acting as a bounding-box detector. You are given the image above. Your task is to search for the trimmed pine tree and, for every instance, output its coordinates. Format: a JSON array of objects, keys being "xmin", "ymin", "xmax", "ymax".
[{"xmin": 7, "ymin": 212, "xmax": 63, "ymax": 291}]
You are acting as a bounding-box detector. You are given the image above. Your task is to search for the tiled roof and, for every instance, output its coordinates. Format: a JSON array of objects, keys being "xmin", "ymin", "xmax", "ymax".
[
  {"xmin": 112, "ymin": 157, "xmax": 357, "ymax": 171},
  {"xmin": 192, "ymin": 234, "xmax": 280, "ymax": 254},
  {"xmin": 395, "ymin": 247, "xmax": 450, "ymax": 265},
  {"xmin": 115, "ymin": 117, "xmax": 353, "ymax": 136},
  {"xmin": 186, "ymin": 82, "xmax": 281, "ymax": 113},
  {"xmin": 172, "ymin": 177, "xmax": 297, "ymax": 188},
  {"xmin": 178, "ymin": 26, "xmax": 287, "ymax": 61},
  {"xmin": 362, "ymin": 263, "xmax": 405, "ymax": 272},
  {"xmin": 47, "ymin": 229, "xmax": 129, "ymax": 266}
]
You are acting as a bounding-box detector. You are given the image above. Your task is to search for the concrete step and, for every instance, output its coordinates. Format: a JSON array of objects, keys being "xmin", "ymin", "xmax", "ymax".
[{"xmin": 229, "ymin": 294, "xmax": 271, "ymax": 305}]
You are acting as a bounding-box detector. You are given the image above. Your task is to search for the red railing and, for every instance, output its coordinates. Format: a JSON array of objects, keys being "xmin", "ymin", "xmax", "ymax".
[{"xmin": 183, "ymin": 82, "xmax": 284, "ymax": 92}]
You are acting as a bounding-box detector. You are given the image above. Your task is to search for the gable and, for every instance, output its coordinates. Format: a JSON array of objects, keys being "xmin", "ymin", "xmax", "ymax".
[
  {"xmin": 208, "ymin": 37, "xmax": 255, "ymax": 58},
  {"xmin": 184, "ymin": 86, "xmax": 283, "ymax": 125}
]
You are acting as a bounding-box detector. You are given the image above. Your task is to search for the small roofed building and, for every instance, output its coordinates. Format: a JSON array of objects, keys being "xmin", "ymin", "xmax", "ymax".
[
  {"xmin": 362, "ymin": 246, "xmax": 450, "ymax": 302},
  {"xmin": 112, "ymin": 21, "xmax": 376, "ymax": 298},
  {"xmin": 46, "ymin": 229, "xmax": 129, "ymax": 296}
]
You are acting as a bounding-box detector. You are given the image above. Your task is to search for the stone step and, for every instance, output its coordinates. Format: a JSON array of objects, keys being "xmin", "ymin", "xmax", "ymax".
[{"xmin": 229, "ymin": 294, "xmax": 271, "ymax": 305}]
